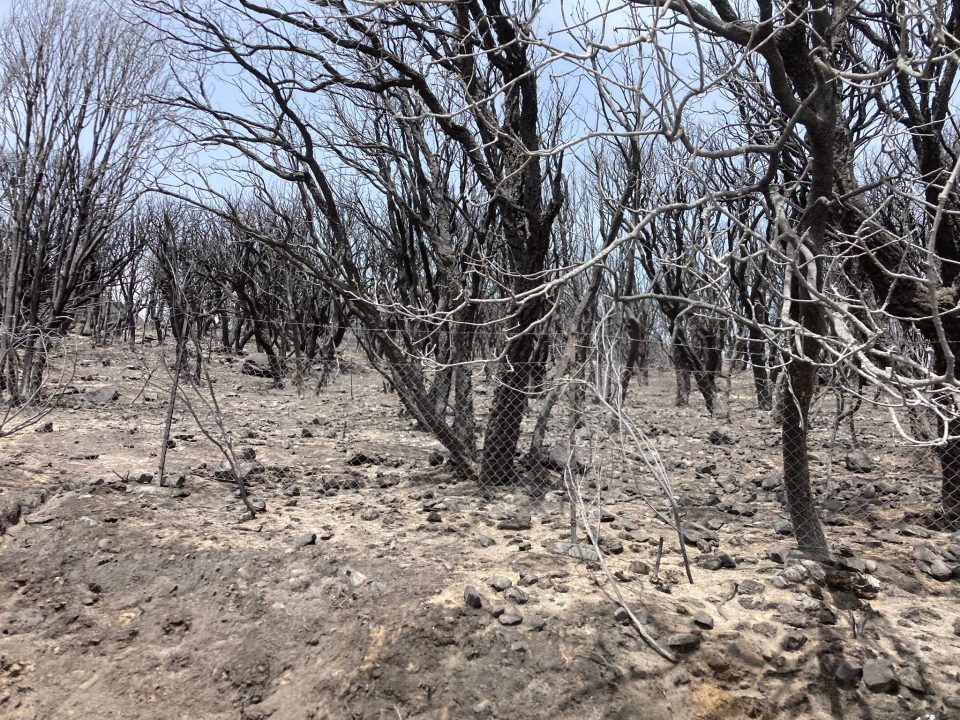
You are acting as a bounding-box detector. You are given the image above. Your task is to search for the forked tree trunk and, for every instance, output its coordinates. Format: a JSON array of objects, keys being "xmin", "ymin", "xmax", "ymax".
[{"xmin": 481, "ymin": 334, "xmax": 538, "ymax": 485}]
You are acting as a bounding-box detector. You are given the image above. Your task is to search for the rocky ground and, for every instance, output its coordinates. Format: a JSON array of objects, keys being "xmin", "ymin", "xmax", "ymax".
[{"xmin": 1, "ymin": 342, "xmax": 959, "ymax": 719}]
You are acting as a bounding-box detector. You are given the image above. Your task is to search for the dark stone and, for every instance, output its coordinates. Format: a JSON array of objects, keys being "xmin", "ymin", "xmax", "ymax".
[
  {"xmin": 35, "ymin": 422, "xmax": 53, "ymax": 433},
  {"xmin": 738, "ymin": 579, "xmax": 764, "ymax": 595},
  {"xmin": 346, "ymin": 450, "xmax": 384, "ymax": 466},
  {"xmin": 505, "ymin": 587, "xmax": 528, "ymax": 604},
  {"xmin": 708, "ymin": 427, "xmax": 735, "ymax": 445},
  {"xmin": 428, "ymin": 450, "xmax": 445, "ymax": 467},
  {"xmin": 899, "ymin": 666, "xmax": 927, "ymax": 696},
  {"xmin": 845, "ymin": 452, "xmax": 874, "ymax": 473},
  {"xmin": 488, "ymin": 576, "xmax": 512, "ymax": 591},
  {"xmin": 818, "ymin": 606, "xmax": 838, "ymax": 625},
  {"xmin": 769, "ymin": 549, "xmax": 789, "ymax": 564},
  {"xmin": 774, "ymin": 519, "xmax": 794, "ymax": 536},
  {"xmin": 682, "ymin": 523, "xmax": 718, "ymax": 546},
  {"xmin": 717, "ymin": 552, "xmax": 737, "ymax": 569},
  {"xmin": 692, "ymin": 611, "xmax": 714, "ymax": 629},
  {"xmin": 527, "ymin": 616, "xmax": 546, "ymax": 632},
  {"xmin": 238, "ymin": 447, "xmax": 257, "ymax": 461},
  {"xmin": 85, "ymin": 387, "xmax": 119, "ymax": 404},
  {"xmin": 497, "ymin": 515, "xmax": 532, "ymax": 531},
  {"xmin": 548, "ymin": 540, "xmax": 599, "ymax": 562},
  {"xmin": 241, "ymin": 352, "xmax": 277, "ymax": 377},
  {"xmin": 837, "ymin": 557, "xmax": 866, "ymax": 573},
  {"xmin": 761, "ymin": 475, "xmax": 783, "ymax": 491},
  {"xmin": 862, "ymin": 659, "xmax": 898, "ymax": 694},
  {"xmin": 476, "ymin": 535, "xmax": 496, "ymax": 548},
  {"xmin": 665, "ymin": 633, "xmax": 701, "ymax": 652},
  {"xmin": 159, "ymin": 473, "xmax": 185, "ymax": 488},
  {"xmin": 912, "ymin": 543, "xmax": 952, "ymax": 580},
  {"xmin": 295, "ymin": 532, "xmax": 316, "ymax": 547},
  {"xmin": 464, "ymin": 586, "xmax": 483, "ymax": 609},
  {"xmin": 600, "ymin": 536, "xmax": 624, "ymax": 554},
  {"xmin": 834, "ymin": 661, "xmax": 863, "ymax": 687},
  {"xmin": 781, "ymin": 633, "xmax": 807, "ymax": 652}
]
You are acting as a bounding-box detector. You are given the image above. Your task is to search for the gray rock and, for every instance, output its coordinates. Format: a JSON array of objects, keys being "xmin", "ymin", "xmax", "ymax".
[
  {"xmin": 238, "ymin": 447, "xmax": 257, "ymax": 461},
  {"xmin": 250, "ymin": 498, "xmax": 266, "ymax": 512},
  {"xmin": 761, "ymin": 475, "xmax": 783, "ymax": 491},
  {"xmin": 85, "ymin": 387, "xmax": 119, "ymax": 404},
  {"xmin": 692, "ymin": 611, "xmax": 714, "ymax": 629},
  {"xmin": 600, "ymin": 536, "xmax": 624, "ymax": 554},
  {"xmin": 548, "ymin": 540, "xmax": 600, "ymax": 562},
  {"xmin": 360, "ymin": 507, "xmax": 380, "ymax": 521},
  {"xmin": 665, "ymin": 633, "xmax": 701, "ymax": 652},
  {"xmin": 505, "ymin": 587, "xmax": 529, "ymax": 605},
  {"xmin": 295, "ymin": 532, "xmax": 316, "ymax": 547},
  {"xmin": 343, "ymin": 567, "xmax": 367, "ymax": 588},
  {"xmin": 708, "ymin": 427, "xmax": 735, "ymax": 445},
  {"xmin": 781, "ymin": 633, "xmax": 807, "ymax": 652},
  {"xmin": 241, "ymin": 352, "xmax": 277, "ymax": 377},
  {"xmin": 426, "ymin": 511, "xmax": 442, "ymax": 523},
  {"xmin": 464, "ymin": 586, "xmax": 483, "ymax": 609},
  {"xmin": 498, "ymin": 613, "xmax": 523, "ymax": 626},
  {"xmin": 629, "ymin": 560, "xmax": 651, "ymax": 575},
  {"xmin": 159, "ymin": 473, "xmax": 185, "ymax": 488},
  {"xmin": 488, "ymin": 576, "xmax": 513, "ymax": 591},
  {"xmin": 845, "ymin": 451, "xmax": 874, "ymax": 473},
  {"xmin": 769, "ymin": 549, "xmax": 789, "ymax": 564},
  {"xmin": 862, "ymin": 659, "xmax": 898, "ymax": 694},
  {"xmin": 774, "ymin": 519, "xmax": 794, "ymax": 536},
  {"xmin": 738, "ymin": 579, "xmax": 764, "ymax": 595},
  {"xmin": 428, "ymin": 450, "xmax": 445, "ymax": 467},
  {"xmin": 834, "ymin": 660, "xmax": 863, "ymax": 687},
  {"xmin": 912, "ymin": 544, "xmax": 953, "ymax": 580},
  {"xmin": 682, "ymin": 522, "xmax": 718, "ymax": 546},
  {"xmin": 717, "ymin": 552, "xmax": 737, "ymax": 569},
  {"xmin": 497, "ymin": 514, "xmax": 532, "ymax": 531},
  {"xmin": 527, "ymin": 616, "xmax": 546, "ymax": 632},
  {"xmin": 476, "ymin": 535, "xmax": 496, "ymax": 548},
  {"xmin": 346, "ymin": 450, "xmax": 385, "ymax": 466},
  {"xmin": 954, "ymin": 617, "xmax": 960, "ymax": 637},
  {"xmin": 780, "ymin": 564, "xmax": 809, "ymax": 585},
  {"xmin": 35, "ymin": 421, "xmax": 53, "ymax": 433},
  {"xmin": 899, "ymin": 666, "xmax": 926, "ymax": 696}
]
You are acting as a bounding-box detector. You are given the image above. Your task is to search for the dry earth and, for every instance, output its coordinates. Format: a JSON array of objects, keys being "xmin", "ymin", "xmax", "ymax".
[{"xmin": 1, "ymin": 341, "xmax": 959, "ymax": 719}]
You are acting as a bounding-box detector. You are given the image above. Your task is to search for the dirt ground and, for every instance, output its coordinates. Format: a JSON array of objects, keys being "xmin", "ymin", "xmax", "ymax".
[{"xmin": 1, "ymin": 341, "xmax": 959, "ymax": 719}]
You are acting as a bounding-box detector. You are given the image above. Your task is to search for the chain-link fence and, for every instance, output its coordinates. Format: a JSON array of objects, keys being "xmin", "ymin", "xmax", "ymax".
[{"xmin": 2, "ymin": 314, "xmax": 959, "ymax": 585}]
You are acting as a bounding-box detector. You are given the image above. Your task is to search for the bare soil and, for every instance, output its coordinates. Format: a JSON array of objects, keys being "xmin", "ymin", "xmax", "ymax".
[{"xmin": 1, "ymin": 343, "xmax": 958, "ymax": 719}]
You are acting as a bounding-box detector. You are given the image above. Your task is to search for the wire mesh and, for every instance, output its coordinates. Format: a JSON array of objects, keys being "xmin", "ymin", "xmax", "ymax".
[{"xmin": 2, "ymin": 309, "xmax": 959, "ymax": 585}]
